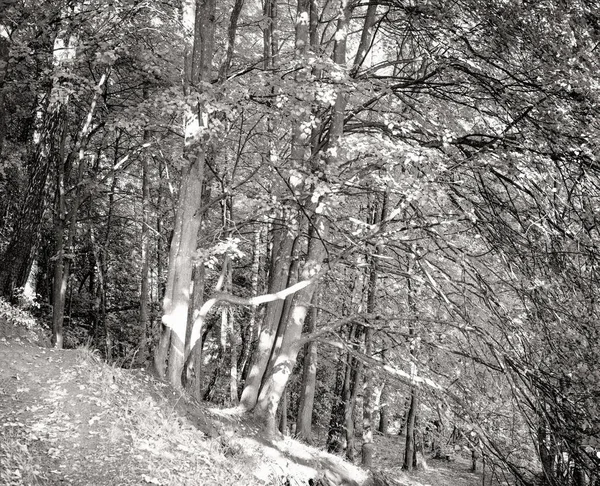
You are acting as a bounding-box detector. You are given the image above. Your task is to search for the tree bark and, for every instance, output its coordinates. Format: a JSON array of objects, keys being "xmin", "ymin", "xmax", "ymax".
[
  {"xmin": 138, "ymin": 108, "xmax": 152, "ymax": 365},
  {"xmin": 161, "ymin": 156, "xmax": 205, "ymax": 388},
  {"xmin": 327, "ymin": 353, "xmax": 347, "ymax": 453},
  {"xmin": 363, "ymin": 187, "xmax": 389, "ymax": 464},
  {"xmin": 184, "ymin": 262, "xmax": 205, "ymax": 399},
  {"xmin": 403, "ymin": 275, "xmax": 419, "ymax": 471},
  {"xmin": 403, "ymin": 388, "xmax": 419, "ymax": 472},
  {"xmin": 0, "ymin": 36, "xmax": 8, "ymax": 157},
  {"xmin": 327, "ymin": 274, "xmax": 364, "ymax": 454},
  {"xmin": 252, "ymin": 217, "xmax": 327, "ymax": 434},
  {"xmin": 238, "ymin": 223, "xmax": 264, "ymax": 384},
  {"xmin": 346, "ymin": 354, "xmax": 363, "ymax": 462},
  {"xmin": 239, "ymin": 211, "xmax": 296, "ymax": 409},
  {"xmin": 296, "ymin": 293, "xmax": 318, "ymax": 443},
  {"xmin": 279, "ymin": 388, "xmax": 288, "ymax": 435},
  {"xmin": 538, "ymin": 418, "xmax": 555, "ymax": 484},
  {"xmin": 352, "ymin": 0, "xmax": 379, "ymax": 74},
  {"xmin": 378, "ymin": 381, "xmax": 389, "ymax": 436}
]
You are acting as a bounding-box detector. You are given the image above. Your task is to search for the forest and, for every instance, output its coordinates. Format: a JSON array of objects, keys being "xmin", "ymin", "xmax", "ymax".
[{"xmin": 0, "ymin": 0, "xmax": 599, "ymax": 484}]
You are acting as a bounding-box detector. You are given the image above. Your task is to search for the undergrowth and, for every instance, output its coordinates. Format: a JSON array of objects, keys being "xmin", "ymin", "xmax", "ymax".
[{"xmin": 0, "ymin": 428, "xmax": 44, "ymax": 486}]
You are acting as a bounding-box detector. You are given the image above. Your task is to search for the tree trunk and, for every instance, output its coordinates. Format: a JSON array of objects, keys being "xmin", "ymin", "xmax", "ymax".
[
  {"xmin": 346, "ymin": 356, "xmax": 363, "ymax": 462},
  {"xmin": 327, "ymin": 274, "xmax": 364, "ymax": 453},
  {"xmin": 361, "ymin": 330, "xmax": 376, "ymax": 467},
  {"xmin": 239, "ymin": 211, "xmax": 296, "ymax": 409},
  {"xmin": 362, "ymin": 192, "xmax": 387, "ymax": 467},
  {"xmin": 0, "ymin": 39, "xmax": 61, "ymax": 299},
  {"xmin": 327, "ymin": 355, "xmax": 347, "ymax": 453},
  {"xmin": 238, "ymin": 223, "xmax": 264, "ymax": 385},
  {"xmin": 157, "ymin": 0, "xmax": 216, "ymax": 389},
  {"xmin": 538, "ymin": 419, "xmax": 555, "ymax": 484},
  {"xmin": 0, "ymin": 111, "xmax": 56, "ymax": 299},
  {"xmin": 221, "ymin": 197, "xmax": 239, "ymax": 405},
  {"xmin": 0, "ymin": 36, "xmax": 8, "ymax": 157},
  {"xmin": 260, "ymin": 233, "xmax": 301, "ymax": 391},
  {"xmin": 51, "ymin": 217, "xmax": 67, "ymax": 349},
  {"xmin": 51, "ymin": 104, "xmax": 74, "ymax": 349},
  {"xmin": 237, "ymin": 0, "xmax": 284, "ymax": 411},
  {"xmin": 403, "ymin": 272, "xmax": 419, "ymax": 471},
  {"xmin": 296, "ymin": 294, "xmax": 318, "ymax": 443},
  {"xmin": 378, "ymin": 381, "xmax": 390, "ymax": 436},
  {"xmin": 403, "ymin": 389, "xmax": 419, "ymax": 471},
  {"xmin": 184, "ymin": 262, "xmax": 205, "ymax": 399},
  {"xmin": 161, "ymin": 158, "xmax": 204, "ymax": 388},
  {"xmin": 252, "ymin": 216, "xmax": 327, "ymax": 434},
  {"xmin": 138, "ymin": 114, "xmax": 152, "ymax": 365},
  {"xmin": 279, "ymin": 388, "xmax": 288, "ymax": 435},
  {"xmin": 352, "ymin": 0, "xmax": 379, "ymax": 74}
]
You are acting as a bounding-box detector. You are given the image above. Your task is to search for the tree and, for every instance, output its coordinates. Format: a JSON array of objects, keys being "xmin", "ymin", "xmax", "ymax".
[{"xmin": 154, "ymin": 0, "xmax": 216, "ymax": 389}]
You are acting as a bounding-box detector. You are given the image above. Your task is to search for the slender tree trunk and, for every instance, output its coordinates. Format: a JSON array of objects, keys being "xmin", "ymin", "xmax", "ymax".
[
  {"xmin": 296, "ymin": 294, "xmax": 318, "ymax": 443},
  {"xmin": 538, "ymin": 418, "xmax": 555, "ymax": 483},
  {"xmin": 154, "ymin": 161, "xmax": 170, "ymax": 376},
  {"xmin": 51, "ymin": 216, "xmax": 67, "ymax": 348},
  {"xmin": 279, "ymin": 388, "xmax": 288, "ymax": 435},
  {"xmin": 327, "ymin": 274, "xmax": 363, "ymax": 453},
  {"xmin": 403, "ymin": 275, "xmax": 420, "ymax": 471},
  {"xmin": 352, "ymin": 0, "xmax": 379, "ymax": 74},
  {"xmin": 228, "ymin": 303, "xmax": 239, "ymax": 404},
  {"xmin": 89, "ymin": 227, "xmax": 110, "ymax": 356},
  {"xmin": 361, "ymin": 331, "xmax": 376, "ymax": 466},
  {"xmin": 403, "ymin": 388, "xmax": 419, "ymax": 471},
  {"xmin": 346, "ymin": 354, "xmax": 363, "ymax": 462},
  {"xmin": 221, "ymin": 197, "xmax": 239, "ymax": 404},
  {"xmin": 238, "ymin": 223, "xmax": 264, "ymax": 384},
  {"xmin": 344, "ymin": 277, "xmax": 368, "ymax": 461},
  {"xmin": 218, "ymin": 0, "xmax": 245, "ymax": 82},
  {"xmin": 0, "ymin": 36, "xmax": 8, "ymax": 157},
  {"xmin": 362, "ymin": 190, "xmax": 388, "ymax": 466},
  {"xmin": 51, "ymin": 104, "xmax": 74, "ymax": 348},
  {"xmin": 378, "ymin": 380, "xmax": 390, "ymax": 436},
  {"xmin": 362, "ymin": 211, "xmax": 378, "ymax": 466},
  {"xmin": 327, "ymin": 354, "xmax": 346, "ymax": 453},
  {"xmin": 184, "ymin": 262, "xmax": 205, "ymax": 399},
  {"xmin": 138, "ymin": 103, "xmax": 152, "ymax": 365}
]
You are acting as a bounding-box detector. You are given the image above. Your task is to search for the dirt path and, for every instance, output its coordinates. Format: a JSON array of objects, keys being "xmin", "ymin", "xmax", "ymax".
[{"xmin": 0, "ymin": 339, "xmax": 151, "ymax": 484}]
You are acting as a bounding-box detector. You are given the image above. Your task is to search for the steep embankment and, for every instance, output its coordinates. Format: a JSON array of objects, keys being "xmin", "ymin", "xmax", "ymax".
[
  {"xmin": 0, "ymin": 303, "xmax": 367, "ymax": 485},
  {"xmin": 0, "ymin": 302, "xmax": 486, "ymax": 486}
]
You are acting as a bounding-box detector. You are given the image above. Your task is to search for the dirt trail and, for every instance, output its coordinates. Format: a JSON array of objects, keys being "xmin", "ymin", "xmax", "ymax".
[{"xmin": 0, "ymin": 339, "xmax": 150, "ymax": 484}]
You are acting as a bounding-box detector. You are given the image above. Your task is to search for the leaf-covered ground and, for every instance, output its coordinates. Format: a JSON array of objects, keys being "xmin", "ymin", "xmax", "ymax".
[{"xmin": 0, "ymin": 303, "xmax": 492, "ymax": 486}]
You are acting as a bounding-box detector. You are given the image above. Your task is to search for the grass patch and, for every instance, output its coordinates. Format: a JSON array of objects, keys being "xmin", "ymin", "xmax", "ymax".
[{"xmin": 0, "ymin": 428, "xmax": 45, "ymax": 486}]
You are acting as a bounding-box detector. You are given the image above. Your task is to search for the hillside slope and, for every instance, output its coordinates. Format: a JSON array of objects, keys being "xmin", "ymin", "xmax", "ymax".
[{"xmin": 0, "ymin": 302, "xmax": 486, "ymax": 486}]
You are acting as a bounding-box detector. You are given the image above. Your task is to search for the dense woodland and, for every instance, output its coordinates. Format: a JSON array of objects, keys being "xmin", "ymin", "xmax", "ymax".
[{"xmin": 0, "ymin": 0, "xmax": 599, "ymax": 484}]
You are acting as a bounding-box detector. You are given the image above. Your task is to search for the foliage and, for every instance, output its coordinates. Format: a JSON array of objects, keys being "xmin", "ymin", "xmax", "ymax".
[{"xmin": 0, "ymin": 0, "xmax": 599, "ymax": 483}]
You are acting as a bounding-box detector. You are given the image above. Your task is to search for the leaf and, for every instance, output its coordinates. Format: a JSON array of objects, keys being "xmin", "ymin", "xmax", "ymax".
[{"xmin": 141, "ymin": 474, "xmax": 162, "ymax": 484}]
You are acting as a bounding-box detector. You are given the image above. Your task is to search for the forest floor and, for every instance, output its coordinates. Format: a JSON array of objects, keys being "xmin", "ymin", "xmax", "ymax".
[{"xmin": 0, "ymin": 302, "xmax": 491, "ymax": 486}]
